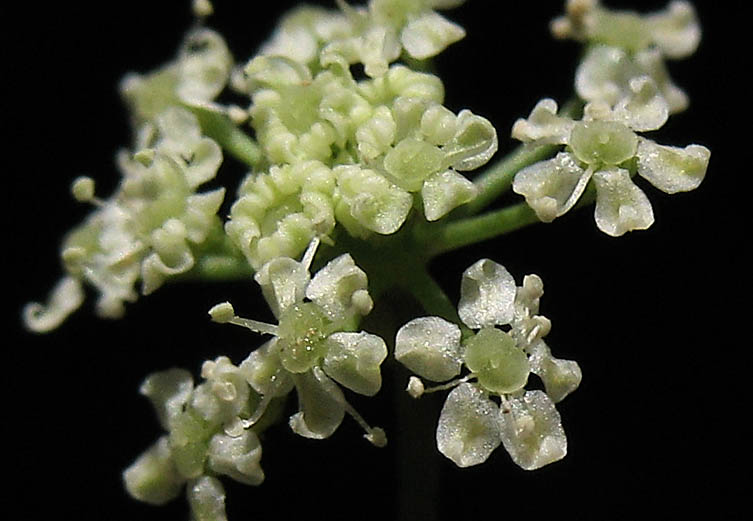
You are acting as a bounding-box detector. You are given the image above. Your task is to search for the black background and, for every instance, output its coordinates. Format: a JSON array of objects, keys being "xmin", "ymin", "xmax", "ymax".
[{"xmin": 5, "ymin": 1, "xmax": 747, "ymax": 519}]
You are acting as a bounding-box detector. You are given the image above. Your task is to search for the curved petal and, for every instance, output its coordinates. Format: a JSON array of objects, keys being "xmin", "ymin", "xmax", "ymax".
[
  {"xmin": 436, "ymin": 383, "xmax": 501, "ymax": 467},
  {"xmin": 593, "ymin": 167, "xmax": 654, "ymax": 236},
  {"xmin": 611, "ymin": 76, "xmax": 669, "ymax": 132},
  {"xmin": 647, "ymin": 1, "xmax": 701, "ymax": 59},
  {"xmin": 307, "ymin": 254, "xmax": 373, "ymax": 320},
  {"xmin": 512, "ymin": 152, "xmax": 591, "ymax": 222},
  {"xmin": 458, "ymin": 259, "xmax": 517, "ymax": 329},
  {"xmin": 187, "ymin": 476, "xmax": 229, "ymax": 521},
  {"xmin": 323, "ymin": 331, "xmax": 388, "ymax": 396},
  {"xmin": 498, "ymin": 390, "xmax": 567, "ymax": 470},
  {"xmin": 636, "ymin": 138, "xmax": 710, "ymax": 194},
  {"xmin": 289, "ymin": 367, "xmax": 345, "ymax": 439},
  {"xmin": 395, "ymin": 316, "xmax": 463, "ymax": 382},
  {"xmin": 239, "ymin": 339, "xmax": 294, "ymax": 398},
  {"xmin": 442, "ymin": 110, "xmax": 498, "ymax": 171},
  {"xmin": 528, "ymin": 341, "xmax": 582, "ymax": 403},
  {"xmin": 576, "ymin": 45, "xmax": 639, "ymax": 106},
  {"xmin": 254, "ymin": 256, "xmax": 310, "ymax": 318},
  {"xmin": 421, "ymin": 169, "xmax": 477, "ymax": 221},
  {"xmin": 123, "ymin": 436, "xmax": 185, "ymax": 506},
  {"xmin": 511, "ymin": 98, "xmax": 574, "ymax": 145},
  {"xmin": 140, "ymin": 368, "xmax": 194, "ymax": 430},
  {"xmin": 23, "ymin": 276, "xmax": 84, "ymax": 333},
  {"xmin": 401, "ymin": 12, "xmax": 465, "ymax": 60},
  {"xmin": 207, "ymin": 430, "xmax": 264, "ymax": 486}
]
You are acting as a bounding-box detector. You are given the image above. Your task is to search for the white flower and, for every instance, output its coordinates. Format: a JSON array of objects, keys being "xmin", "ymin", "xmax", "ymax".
[
  {"xmin": 210, "ymin": 239, "xmax": 388, "ymax": 446},
  {"xmin": 395, "ymin": 259, "xmax": 580, "ymax": 468},
  {"xmin": 552, "ymin": 0, "xmax": 701, "ymax": 59},
  {"xmin": 511, "ymin": 97, "xmax": 709, "ymax": 236}
]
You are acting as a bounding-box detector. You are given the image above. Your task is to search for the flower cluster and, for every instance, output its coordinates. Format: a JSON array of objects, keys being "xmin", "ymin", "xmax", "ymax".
[
  {"xmin": 21, "ymin": 1, "xmax": 712, "ymax": 519},
  {"xmin": 510, "ymin": 0, "xmax": 709, "ymax": 236},
  {"xmin": 24, "ymin": 107, "xmax": 226, "ymax": 331},
  {"xmin": 395, "ymin": 259, "xmax": 581, "ymax": 469},
  {"xmin": 126, "ymin": 238, "xmax": 388, "ymax": 520},
  {"xmin": 124, "ymin": 362, "xmax": 264, "ymax": 518}
]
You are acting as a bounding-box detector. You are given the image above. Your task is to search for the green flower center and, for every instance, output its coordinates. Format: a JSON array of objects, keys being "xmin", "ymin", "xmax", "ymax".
[
  {"xmin": 463, "ymin": 327, "xmax": 529, "ymax": 394},
  {"xmin": 569, "ymin": 121, "xmax": 638, "ymax": 166},
  {"xmin": 277, "ymin": 302, "xmax": 333, "ymax": 373}
]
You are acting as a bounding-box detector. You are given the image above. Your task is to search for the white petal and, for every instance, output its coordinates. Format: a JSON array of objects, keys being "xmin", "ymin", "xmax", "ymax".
[
  {"xmin": 436, "ymin": 383, "xmax": 501, "ymax": 467},
  {"xmin": 177, "ymin": 29, "xmax": 233, "ymax": 105},
  {"xmin": 123, "ymin": 436, "xmax": 185, "ymax": 506},
  {"xmin": 401, "ymin": 12, "xmax": 465, "ymax": 60},
  {"xmin": 306, "ymin": 254, "xmax": 372, "ymax": 320},
  {"xmin": 636, "ymin": 138, "xmax": 710, "ymax": 194},
  {"xmin": 511, "ymin": 98, "xmax": 574, "ymax": 145},
  {"xmin": 576, "ymin": 45, "xmax": 639, "ymax": 106},
  {"xmin": 442, "ymin": 110, "xmax": 498, "ymax": 171},
  {"xmin": 458, "ymin": 259, "xmax": 517, "ymax": 329},
  {"xmin": 207, "ymin": 430, "xmax": 264, "ymax": 486},
  {"xmin": 593, "ymin": 167, "xmax": 654, "ymax": 236},
  {"xmin": 512, "ymin": 152, "xmax": 590, "ymax": 222},
  {"xmin": 528, "ymin": 341, "xmax": 582, "ymax": 403},
  {"xmin": 634, "ymin": 49, "xmax": 688, "ymax": 114},
  {"xmin": 254, "ymin": 256, "xmax": 310, "ymax": 318},
  {"xmin": 289, "ymin": 367, "xmax": 345, "ymax": 439},
  {"xmin": 187, "ymin": 476, "xmax": 228, "ymax": 521},
  {"xmin": 394, "ymin": 316, "xmax": 462, "ymax": 382},
  {"xmin": 23, "ymin": 276, "xmax": 84, "ymax": 333},
  {"xmin": 140, "ymin": 369, "xmax": 194, "ymax": 430},
  {"xmin": 421, "ymin": 169, "xmax": 477, "ymax": 221},
  {"xmin": 239, "ymin": 339, "xmax": 294, "ymax": 397},
  {"xmin": 498, "ymin": 390, "xmax": 567, "ymax": 470},
  {"xmin": 323, "ymin": 331, "xmax": 388, "ymax": 396},
  {"xmin": 612, "ymin": 76, "xmax": 669, "ymax": 132},
  {"xmin": 647, "ymin": 1, "xmax": 701, "ymax": 59}
]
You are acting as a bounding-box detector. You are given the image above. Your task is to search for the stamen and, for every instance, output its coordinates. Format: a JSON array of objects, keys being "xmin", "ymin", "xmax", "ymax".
[
  {"xmin": 71, "ymin": 176, "xmax": 105, "ymax": 207},
  {"xmin": 209, "ymin": 302, "xmax": 279, "ymax": 335},
  {"xmin": 227, "ymin": 317, "xmax": 279, "ymax": 336},
  {"xmin": 239, "ymin": 393, "xmax": 274, "ymax": 429},
  {"xmin": 414, "ymin": 375, "xmax": 474, "ymax": 397},
  {"xmin": 300, "ymin": 236, "xmax": 321, "ymax": 272},
  {"xmin": 341, "ymin": 398, "xmax": 387, "ymax": 447}
]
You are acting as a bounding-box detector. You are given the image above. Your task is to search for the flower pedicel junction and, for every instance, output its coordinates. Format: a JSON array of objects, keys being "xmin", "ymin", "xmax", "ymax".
[{"xmin": 23, "ymin": 1, "xmax": 709, "ymax": 519}]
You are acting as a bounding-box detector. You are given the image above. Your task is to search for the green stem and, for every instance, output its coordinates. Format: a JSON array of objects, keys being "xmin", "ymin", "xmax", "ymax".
[
  {"xmin": 188, "ymin": 105, "xmax": 263, "ymax": 168},
  {"xmin": 179, "ymin": 231, "xmax": 254, "ymax": 282},
  {"xmin": 399, "ymin": 267, "xmax": 462, "ymax": 327},
  {"xmin": 422, "ymin": 202, "xmax": 540, "ymax": 257}
]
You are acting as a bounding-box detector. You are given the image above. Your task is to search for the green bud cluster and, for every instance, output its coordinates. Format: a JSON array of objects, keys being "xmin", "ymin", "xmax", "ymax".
[{"xmin": 228, "ymin": 56, "xmax": 497, "ymax": 267}]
